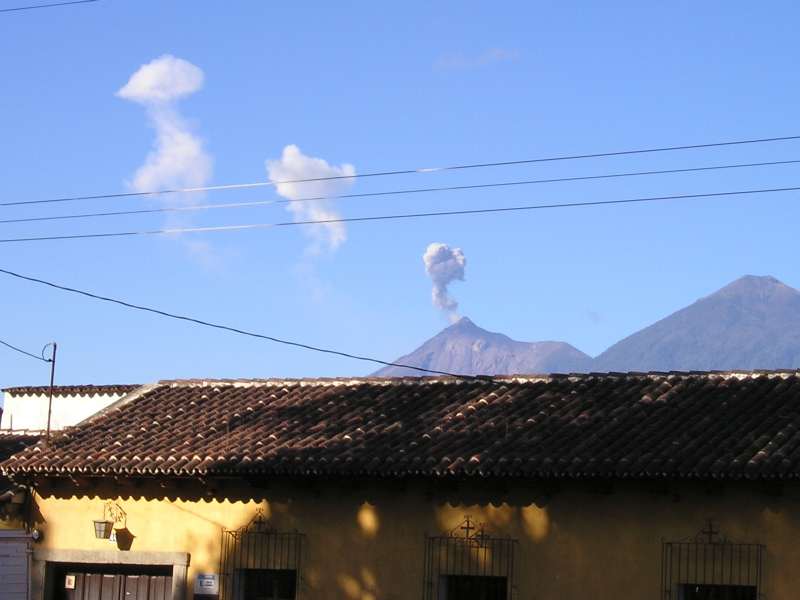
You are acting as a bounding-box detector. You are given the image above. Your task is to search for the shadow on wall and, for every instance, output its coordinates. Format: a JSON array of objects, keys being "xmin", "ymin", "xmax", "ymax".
[{"xmin": 114, "ymin": 527, "xmax": 135, "ymax": 551}]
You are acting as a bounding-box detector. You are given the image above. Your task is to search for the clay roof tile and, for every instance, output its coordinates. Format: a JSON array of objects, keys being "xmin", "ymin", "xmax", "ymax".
[{"xmin": 5, "ymin": 371, "xmax": 800, "ymax": 483}]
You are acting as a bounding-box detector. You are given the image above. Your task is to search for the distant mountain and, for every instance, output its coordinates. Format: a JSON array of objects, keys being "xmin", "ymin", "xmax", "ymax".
[
  {"xmin": 591, "ymin": 275, "xmax": 800, "ymax": 372},
  {"xmin": 372, "ymin": 317, "xmax": 592, "ymax": 377},
  {"xmin": 374, "ymin": 275, "xmax": 800, "ymax": 377}
]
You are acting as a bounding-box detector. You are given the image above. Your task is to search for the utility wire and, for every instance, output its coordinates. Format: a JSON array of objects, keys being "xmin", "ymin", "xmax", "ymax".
[
  {"xmin": 0, "ymin": 338, "xmax": 47, "ymax": 362},
  {"xmin": 0, "ymin": 267, "xmax": 472, "ymax": 378},
  {"xmin": 0, "ymin": 0, "xmax": 99, "ymax": 12},
  {"xmin": 3, "ymin": 158, "xmax": 799, "ymax": 227},
  {"xmin": 1, "ymin": 185, "xmax": 798, "ymax": 244},
  {"xmin": 3, "ymin": 133, "xmax": 800, "ymax": 209}
]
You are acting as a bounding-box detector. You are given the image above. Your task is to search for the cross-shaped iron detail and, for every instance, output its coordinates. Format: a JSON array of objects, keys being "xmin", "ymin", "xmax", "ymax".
[
  {"xmin": 254, "ymin": 515, "xmax": 267, "ymax": 533},
  {"xmin": 241, "ymin": 508, "xmax": 275, "ymax": 534},
  {"xmin": 448, "ymin": 515, "xmax": 489, "ymax": 541},
  {"xmin": 701, "ymin": 519, "xmax": 719, "ymax": 544},
  {"xmin": 474, "ymin": 528, "xmax": 490, "ymax": 547},
  {"xmin": 460, "ymin": 518, "xmax": 475, "ymax": 538}
]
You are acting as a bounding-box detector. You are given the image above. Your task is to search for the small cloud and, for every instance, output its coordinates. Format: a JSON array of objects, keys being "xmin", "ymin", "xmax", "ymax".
[
  {"xmin": 436, "ymin": 47, "xmax": 519, "ymax": 70},
  {"xmin": 292, "ymin": 261, "xmax": 333, "ymax": 304},
  {"xmin": 265, "ymin": 145, "xmax": 355, "ymax": 254},
  {"xmin": 586, "ymin": 310, "xmax": 602, "ymax": 325},
  {"xmin": 183, "ymin": 239, "xmax": 226, "ymax": 273},
  {"xmin": 117, "ymin": 55, "xmax": 204, "ymax": 104},
  {"xmin": 424, "ymin": 243, "xmax": 466, "ymax": 323}
]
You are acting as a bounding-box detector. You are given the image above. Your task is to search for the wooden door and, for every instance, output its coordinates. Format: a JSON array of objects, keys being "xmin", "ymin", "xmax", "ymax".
[
  {"xmin": 0, "ymin": 535, "xmax": 29, "ymax": 600},
  {"xmin": 64, "ymin": 572, "xmax": 172, "ymax": 600}
]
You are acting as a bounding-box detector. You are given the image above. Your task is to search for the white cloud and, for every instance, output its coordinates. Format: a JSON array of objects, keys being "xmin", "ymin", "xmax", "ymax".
[
  {"xmin": 436, "ymin": 47, "xmax": 520, "ymax": 70},
  {"xmin": 118, "ymin": 55, "xmax": 216, "ymax": 268},
  {"xmin": 265, "ymin": 145, "xmax": 355, "ymax": 253},
  {"xmin": 118, "ymin": 55, "xmax": 213, "ymax": 198},
  {"xmin": 117, "ymin": 55, "xmax": 204, "ymax": 104},
  {"xmin": 424, "ymin": 243, "xmax": 466, "ymax": 322},
  {"xmin": 129, "ymin": 110, "xmax": 213, "ymax": 199}
]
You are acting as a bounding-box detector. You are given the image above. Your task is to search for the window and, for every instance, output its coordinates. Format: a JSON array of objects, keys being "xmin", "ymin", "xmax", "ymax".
[
  {"xmin": 232, "ymin": 568, "xmax": 297, "ymax": 600},
  {"xmin": 662, "ymin": 520, "xmax": 763, "ymax": 600},
  {"xmin": 675, "ymin": 583, "xmax": 757, "ymax": 600},
  {"xmin": 423, "ymin": 515, "xmax": 516, "ymax": 600},
  {"xmin": 439, "ymin": 575, "xmax": 508, "ymax": 600},
  {"xmin": 220, "ymin": 510, "xmax": 304, "ymax": 600}
]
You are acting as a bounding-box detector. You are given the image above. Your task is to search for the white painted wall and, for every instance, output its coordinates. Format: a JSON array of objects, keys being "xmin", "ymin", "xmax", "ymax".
[{"xmin": 0, "ymin": 390, "xmax": 125, "ymax": 432}]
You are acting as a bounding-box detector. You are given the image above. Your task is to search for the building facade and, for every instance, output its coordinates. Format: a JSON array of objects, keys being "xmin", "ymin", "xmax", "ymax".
[{"xmin": 2, "ymin": 372, "xmax": 800, "ymax": 600}]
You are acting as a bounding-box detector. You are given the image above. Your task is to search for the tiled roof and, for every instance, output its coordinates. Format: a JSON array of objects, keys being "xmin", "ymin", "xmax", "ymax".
[
  {"xmin": 0, "ymin": 434, "xmax": 40, "ymax": 463},
  {"xmin": 2, "ymin": 384, "xmax": 140, "ymax": 398},
  {"xmin": 4, "ymin": 371, "xmax": 800, "ymax": 482},
  {"xmin": 0, "ymin": 433, "xmax": 41, "ymax": 497}
]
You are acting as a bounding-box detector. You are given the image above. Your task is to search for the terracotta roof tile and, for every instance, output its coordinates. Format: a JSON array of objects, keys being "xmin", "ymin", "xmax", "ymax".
[
  {"xmin": 5, "ymin": 372, "xmax": 800, "ymax": 482},
  {"xmin": 0, "ymin": 433, "xmax": 39, "ymax": 460},
  {"xmin": 0, "ymin": 433, "xmax": 40, "ymax": 495}
]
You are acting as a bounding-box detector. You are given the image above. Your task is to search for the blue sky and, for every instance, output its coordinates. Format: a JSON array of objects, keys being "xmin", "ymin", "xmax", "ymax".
[{"xmin": 1, "ymin": 1, "xmax": 800, "ymax": 394}]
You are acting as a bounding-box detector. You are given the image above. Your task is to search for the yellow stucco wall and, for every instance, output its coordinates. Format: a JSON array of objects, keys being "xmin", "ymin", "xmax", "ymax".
[
  {"xmin": 0, "ymin": 514, "xmax": 25, "ymax": 529},
  {"xmin": 26, "ymin": 478, "xmax": 800, "ymax": 600}
]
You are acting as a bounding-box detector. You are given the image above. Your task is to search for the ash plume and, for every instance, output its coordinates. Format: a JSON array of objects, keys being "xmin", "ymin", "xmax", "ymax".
[{"xmin": 424, "ymin": 243, "xmax": 466, "ymax": 322}]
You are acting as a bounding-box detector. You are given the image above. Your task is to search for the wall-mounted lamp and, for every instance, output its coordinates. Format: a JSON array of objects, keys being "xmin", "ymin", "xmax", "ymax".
[
  {"xmin": 93, "ymin": 501, "xmax": 126, "ymax": 539},
  {"xmin": 93, "ymin": 519, "xmax": 114, "ymax": 539}
]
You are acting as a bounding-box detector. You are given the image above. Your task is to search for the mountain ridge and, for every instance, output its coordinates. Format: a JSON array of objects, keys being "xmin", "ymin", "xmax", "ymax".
[
  {"xmin": 591, "ymin": 274, "xmax": 800, "ymax": 372},
  {"xmin": 373, "ymin": 275, "xmax": 800, "ymax": 377},
  {"xmin": 371, "ymin": 316, "xmax": 591, "ymax": 377}
]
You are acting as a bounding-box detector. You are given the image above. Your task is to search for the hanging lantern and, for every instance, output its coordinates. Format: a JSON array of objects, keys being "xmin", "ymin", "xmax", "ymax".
[
  {"xmin": 92, "ymin": 501, "xmax": 126, "ymax": 539},
  {"xmin": 93, "ymin": 519, "xmax": 115, "ymax": 539}
]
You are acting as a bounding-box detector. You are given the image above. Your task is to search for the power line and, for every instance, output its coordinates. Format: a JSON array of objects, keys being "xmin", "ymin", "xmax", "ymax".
[
  {"xmin": 0, "ymin": 338, "xmax": 47, "ymax": 362},
  {"xmin": 1, "ymin": 185, "xmax": 798, "ymax": 244},
  {"xmin": 0, "ymin": 267, "xmax": 472, "ymax": 378},
  {"xmin": 3, "ymin": 158, "xmax": 799, "ymax": 227},
  {"xmin": 0, "ymin": 0, "xmax": 99, "ymax": 12},
  {"xmin": 3, "ymin": 133, "xmax": 800, "ymax": 209}
]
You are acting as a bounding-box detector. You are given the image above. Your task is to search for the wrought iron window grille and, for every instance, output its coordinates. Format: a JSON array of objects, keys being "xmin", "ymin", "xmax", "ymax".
[
  {"xmin": 220, "ymin": 508, "xmax": 304, "ymax": 600},
  {"xmin": 423, "ymin": 514, "xmax": 517, "ymax": 600},
  {"xmin": 661, "ymin": 519, "xmax": 764, "ymax": 600}
]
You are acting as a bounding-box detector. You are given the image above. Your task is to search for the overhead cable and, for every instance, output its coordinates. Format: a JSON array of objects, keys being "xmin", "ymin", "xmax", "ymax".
[
  {"xmin": 0, "ymin": 0, "xmax": 99, "ymax": 12},
  {"xmin": 3, "ymin": 133, "xmax": 800, "ymax": 208},
  {"xmin": 0, "ymin": 267, "xmax": 472, "ymax": 378},
  {"xmin": 1, "ymin": 185, "xmax": 798, "ymax": 244},
  {"xmin": 0, "ymin": 338, "xmax": 47, "ymax": 362},
  {"xmin": 2, "ymin": 158, "xmax": 799, "ymax": 226}
]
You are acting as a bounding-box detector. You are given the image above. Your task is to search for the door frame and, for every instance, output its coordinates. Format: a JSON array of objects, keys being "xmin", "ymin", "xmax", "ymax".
[{"xmin": 31, "ymin": 549, "xmax": 189, "ymax": 600}]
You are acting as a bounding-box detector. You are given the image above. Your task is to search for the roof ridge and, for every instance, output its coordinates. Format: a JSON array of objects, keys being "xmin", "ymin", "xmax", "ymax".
[
  {"xmin": 158, "ymin": 376, "xmax": 485, "ymax": 388},
  {"xmin": 156, "ymin": 369, "xmax": 800, "ymax": 388},
  {"xmin": 2, "ymin": 384, "xmax": 141, "ymax": 397}
]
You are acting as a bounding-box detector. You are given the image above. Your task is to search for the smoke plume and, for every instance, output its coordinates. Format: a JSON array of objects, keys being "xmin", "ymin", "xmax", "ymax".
[
  {"xmin": 265, "ymin": 145, "xmax": 355, "ymax": 253},
  {"xmin": 424, "ymin": 243, "xmax": 466, "ymax": 322},
  {"xmin": 117, "ymin": 55, "xmax": 213, "ymax": 202}
]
